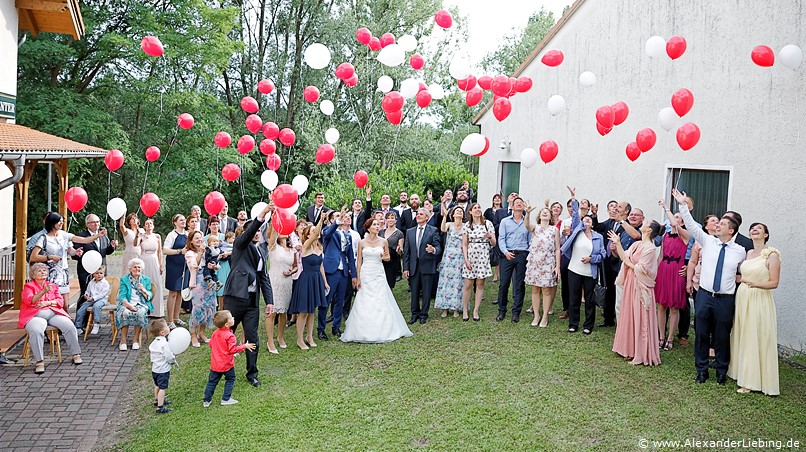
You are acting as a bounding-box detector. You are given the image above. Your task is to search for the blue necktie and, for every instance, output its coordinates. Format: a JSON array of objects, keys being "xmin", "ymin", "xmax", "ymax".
[{"xmin": 712, "ymin": 243, "xmax": 727, "ymax": 292}]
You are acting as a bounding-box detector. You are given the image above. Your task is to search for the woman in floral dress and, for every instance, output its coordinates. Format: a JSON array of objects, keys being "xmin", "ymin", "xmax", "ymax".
[
  {"xmin": 434, "ymin": 206, "xmax": 466, "ymax": 318},
  {"xmin": 524, "ymin": 206, "xmax": 561, "ymax": 327},
  {"xmin": 184, "ymin": 231, "xmax": 216, "ymax": 348},
  {"xmin": 461, "ymin": 203, "xmax": 495, "ymax": 321}
]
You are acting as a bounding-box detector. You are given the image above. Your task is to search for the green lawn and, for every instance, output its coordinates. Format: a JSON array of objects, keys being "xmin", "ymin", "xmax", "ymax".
[{"xmin": 115, "ymin": 281, "xmax": 806, "ymax": 451}]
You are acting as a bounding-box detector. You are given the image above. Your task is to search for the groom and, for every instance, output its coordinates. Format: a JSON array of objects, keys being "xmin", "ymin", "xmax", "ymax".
[
  {"xmin": 402, "ymin": 208, "xmax": 442, "ymax": 324},
  {"xmin": 319, "ymin": 208, "xmax": 357, "ymax": 340}
]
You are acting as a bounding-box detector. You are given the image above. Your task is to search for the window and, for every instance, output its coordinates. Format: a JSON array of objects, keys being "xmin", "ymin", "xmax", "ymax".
[
  {"xmin": 667, "ymin": 167, "xmax": 731, "ymax": 220},
  {"xmin": 500, "ymin": 162, "xmax": 520, "ymax": 208}
]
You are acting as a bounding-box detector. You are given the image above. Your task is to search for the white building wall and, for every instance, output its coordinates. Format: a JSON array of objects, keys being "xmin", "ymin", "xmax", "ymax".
[
  {"xmin": 0, "ymin": 0, "xmax": 17, "ymax": 248},
  {"xmin": 476, "ymin": 0, "xmax": 806, "ymax": 350}
]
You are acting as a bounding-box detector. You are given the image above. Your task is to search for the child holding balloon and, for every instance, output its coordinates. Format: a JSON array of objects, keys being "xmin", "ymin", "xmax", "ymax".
[{"xmin": 148, "ymin": 319, "xmax": 176, "ymax": 414}]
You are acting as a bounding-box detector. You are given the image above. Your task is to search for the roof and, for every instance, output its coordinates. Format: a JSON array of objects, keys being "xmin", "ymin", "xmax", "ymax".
[
  {"xmin": 472, "ymin": 0, "xmax": 586, "ymax": 125},
  {"xmin": 0, "ymin": 123, "xmax": 106, "ymax": 160},
  {"xmin": 17, "ymin": 0, "xmax": 86, "ymax": 40}
]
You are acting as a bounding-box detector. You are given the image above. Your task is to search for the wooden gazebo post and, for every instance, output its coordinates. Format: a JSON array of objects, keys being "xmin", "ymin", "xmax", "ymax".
[
  {"xmin": 56, "ymin": 159, "xmax": 68, "ymax": 220},
  {"xmin": 12, "ymin": 160, "xmax": 37, "ymax": 309}
]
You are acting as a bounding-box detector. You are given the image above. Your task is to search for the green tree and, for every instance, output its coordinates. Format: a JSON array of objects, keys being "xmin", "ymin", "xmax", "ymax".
[{"xmin": 480, "ymin": 8, "xmax": 556, "ymax": 76}]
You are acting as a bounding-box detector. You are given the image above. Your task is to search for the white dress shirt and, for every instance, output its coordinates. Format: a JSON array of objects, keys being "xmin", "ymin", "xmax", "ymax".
[{"xmin": 679, "ymin": 205, "xmax": 746, "ymax": 294}]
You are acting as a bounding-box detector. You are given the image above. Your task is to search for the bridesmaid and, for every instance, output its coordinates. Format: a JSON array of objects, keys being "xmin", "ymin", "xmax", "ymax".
[
  {"xmin": 656, "ymin": 201, "xmax": 691, "ymax": 350},
  {"xmin": 379, "ymin": 212, "xmax": 404, "ymax": 289},
  {"xmin": 185, "ymin": 231, "xmax": 215, "ymax": 347},
  {"xmin": 461, "ymin": 203, "xmax": 495, "ymax": 322},
  {"xmin": 135, "ymin": 218, "xmax": 164, "ymax": 317},
  {"xmin": 162, "ymin": 214, "xmax": 188, "ymax": 329},
  {"xmin": 288, "ymin": 215, "xmax": 329, "ymax": 350},
  {"xmin": 523, "ymin": 205, "xmax": 561, "ymax": 327},
  {"xmin": 265, "ymin": 222, "xmax": 296, "ymax": 354},
  {"xmin": 728, "ymin": 223, "xmax": 780, "ymax": 396},
  {"xmin": 434, "ymin": 206, "xmax": 465, "ymax": 318},
  {"xmin": 119, "ymin": 213, "xmax": 142, "ymax": 276},
  {"xmin": 609, "ymin": 220, "xmax": 663, "ymax": 366}
]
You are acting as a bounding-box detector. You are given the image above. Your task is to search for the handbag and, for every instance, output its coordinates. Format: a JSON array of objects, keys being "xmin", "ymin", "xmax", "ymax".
[
  {"xmin": 486, "ymin": 224, "xmax": 500, "ymax": 267},
  {"xmin": 180, "ymin": 265, "xmax": 193, "ymax": 301},
  {"xmin": 592, "ymin": 264, "xmax": 607, "ymax": 309}
]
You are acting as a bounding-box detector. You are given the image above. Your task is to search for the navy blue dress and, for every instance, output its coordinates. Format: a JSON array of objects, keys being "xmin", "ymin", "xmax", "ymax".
[{"xmin": 289, "ymin": 253, "xmax": 328, "ymax": 314}]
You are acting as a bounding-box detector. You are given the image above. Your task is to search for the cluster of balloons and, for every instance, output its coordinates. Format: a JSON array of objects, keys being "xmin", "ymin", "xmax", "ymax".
[
  {"xmin": 595, "ymin": 101, "xmax": 629, "ymax": 136},
  {"xmin": 461, "ymin": 74, "xmax": 534, "ymax": 120},
  {"xmin": 751, "ymin": 44, "xmax": 803, "ymax": 69},
  {"xmin": 520, "ymin": 141, "xmax": 559, "ymax": 168},
  {"xmin": 645, "ymin": 35, "xmax": 687, "ymax": 60}
]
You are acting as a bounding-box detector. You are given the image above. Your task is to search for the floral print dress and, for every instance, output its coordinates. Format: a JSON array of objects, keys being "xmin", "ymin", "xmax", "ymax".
[
  {"xmin": 461, "ymin": 221, "xmax": 494, "ymax": 279},
  {"xmin": 524, "ymin": 225, "xmax": 558, "ymax": 287},
  {"xmin": 435, "ymin": 224, "xmax": 465, "ymax": 311}
]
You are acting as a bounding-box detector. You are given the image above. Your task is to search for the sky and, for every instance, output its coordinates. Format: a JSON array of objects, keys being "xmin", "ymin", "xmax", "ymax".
[{"xmin": 447, "ymin": 0, "xmax": 570, "ymax": 65}]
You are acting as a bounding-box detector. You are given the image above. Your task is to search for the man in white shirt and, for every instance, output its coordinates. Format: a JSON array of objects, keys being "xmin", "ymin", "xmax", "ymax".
[
  {"xmin": 217, "ymin": 203, "xmax": 237, "ymax": 234},
  {"xmin": 393, "ymin": 192, "xmax": 410, "ymax": 217},
  {"xmin": 673, "ymin": 189, "xmax": 746, "ymax": 385}
]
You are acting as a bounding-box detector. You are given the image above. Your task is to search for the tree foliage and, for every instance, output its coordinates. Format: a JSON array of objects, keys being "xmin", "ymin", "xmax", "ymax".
[{"xmin": 479, "ymin": 9, "xmax": 556, "ymax": 76}]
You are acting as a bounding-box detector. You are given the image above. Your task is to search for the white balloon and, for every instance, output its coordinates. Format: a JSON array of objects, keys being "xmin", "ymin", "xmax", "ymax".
[
  {"xmin": 400, "ymin": 78, "xmax": 420, "ymax": 99},
  {"xmin": 398, "ymin": 34, "xmax": 418, "ymax": 52},
  {"xmin": 106, "ymin": 198, "xmax": 127, "ymax": 220},
  {"xmin": 658, "ymin": 107, "xmax": 678, "ymax": 132},
  {"xmin": 377, "ymin": 43, "xmax": 405, "ymax": 67},
  {"xmin": 320, "ymin": 99, "xmax": 334, "ymax": 116},
  {"xmin": 251, "ymin": 202, "xmax": 268, "ymax": 220},
  {"xmin": 645, "ymin": 36, "xmax": 666, "ymax": 58},
  {"xmin": 81, "ymin": 250, "xmax": 102, "ymax": 274},
  {"xmin": 427, "ymin": 83, "xmax": 445, "ymax": 100},
  {"xmin": 547, "ymin": 95, "xmax": 566, "ymax": 116},
  {"xmin": 448, "ymin": 55, "xmax": 471, "ymax": 80},
  {"xmin": 520, "ymin": 148, "xmax": 538, "ymax": 168},
  {"xmin": 261, "ymin": 170, "xmax": 278, "ymax": 190},
  {"xmin": 303, "ymin": 43, "xmax": 331, "ymax": 70},
  {"xmin": 377, "ymin": 75, "xmax": 394, "ymax": 93},
  {"xmin": 325, "ymin": 127, "xmax": 340, "ymax": 144},
  {"xmin": 779, "ymin": 44, "xmax": 803, "ymax": 70},
  {"xmin": 292, "ymin": 175, "xmax": 309, "ymax": 195},
  {"xmin": 460, "ymin": 133, "xmax": 487, "ymax": 156},
  {"xmin": 579, "ymin": 71, "xmax": 596, "ymax": 87},
  {"xmin": 289, "ymin": 201, "xmax": 300, "ymax": 214},
  {"xmin": 167, "ymin": 327, "xmax": 191, "ymax": 355}
]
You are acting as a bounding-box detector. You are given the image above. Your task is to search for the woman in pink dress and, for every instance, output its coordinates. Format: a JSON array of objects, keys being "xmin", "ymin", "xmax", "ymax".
[
  {"xmin": 609, "ymin": 220, "xmax": 663, "ymax": 366},
  {"xmin": 655, "ymin": 203, "xmax": 691, "ymax": 351}
]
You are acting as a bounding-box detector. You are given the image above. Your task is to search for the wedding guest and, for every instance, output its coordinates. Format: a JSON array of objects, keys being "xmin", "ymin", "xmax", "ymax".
[
  {"xmin": 609, "ymin": 220, "xmax": 663, "ymax": 366},
  {"xmin": 656, "ymin": 201, "xmax": 691, "ymax": 350},
  {"xmin": 71, "ymin": 213, "xmax": 117, "ymax": 327},
  {"xmin": 265, "ymin": 221, "xmax": 296, "ymax": 354},
  {"xmin": 549, "ymin": 201, "xmax": 563, "ymax": 229},
  {"xmin": 435, "ymin": 206, "xmax": 465, "ymax": 318},
  {"xmin": 561, "ymin": 187, "xmax": 606, "ymax": 335},
  {"xmin": 591, "ymin": 200, "xmax": 622, "ymax": 327},
  {"xmin": 116, "ymin": 258, "xmax": 154, "ymax": 351},
  {"xmin": 217, "ymin": 203, "xmax": 237, "ymax": 234},
  {"xmin": 350, "ymin": 185, "xmax": 373, "ymax": 237},
  {"xmin": 485, "ymin": 194, "xmax": 504, "ymax": 283},
  {"xmin": 393, "ymin": 191, "xmax": 410, "ymax": 217},
  {"xmin": 119, "ymin": 213, "xmax": 142, "ymax": 276},
  {"xmin": 686, "ymin": 215, "xmax": 719, "ymax": 359},
  {"xmin": 398, "ymin": 194, "xmax": 420, "ymax": 234},
  {"xmin": 378, "ymin": 193, "xmax": 396, "ymax": 218},
  {"xmin": 723, "ymin": 211, "xmax": 754, "ymax": 252},
  {"xmin": 423, "ymin": 199, "xmax": 438, "ymax": 227},
  {"xmin": 205, "ymin": 216, "xmax": 230, "ymax": 308},
  {"xmin": 457, "ymin": 180, "xmax": 475, "ymax": 203},
  {"xmin": 524, "ymin": 205, "xmax": 561, "ymax": 327},
  {"xmin": 189, "ymin": 205, "xmax": 207, "ymax": 235},
  {"xmin": 461, "ymin": 203, "xmax": 495, "ymax": 322},
  {"xmin": 135, "ymin": 218, "xmax": 164, "ymax": 317},
  {"xmin": 288, "ymin": 215, "xmax": 329, "ymax": 350},
  {"xmin": 496, "ymin": 197, "xmax": 529, "ymax": 322},
  {"xmin": 452, "ymin": 190, "xmax": 471, "ymax": 222},
  {"xmin": 185, "ymin": 231, "xmax": 216, "ymax": 348},
  {"xmin": 380, "ymin": 212, "xmax": 404, "ymax": 289},
  {"xmin": 287, "ymin": 219, "xmax": 306, "ymax": 329},
  {"xmin": 163, "ymin": 214, "xmax": 189, "ymax": 329},
  {"xmin": 236, "ymin": 210, "xmax": 248, "ymax": 230},
  {"xmin": 341, "ymin": 212, "xmax": 362, "ymax": 318},
  {"xmin": 402, "ymin": 208, "xmax": 442, "ymax": 324},
  {"xmin": 20, "ymin": 263, "xmax": 83, "ymax": 374},
  {"xmin": 728, "ymin": 223, "xmax": 780, "ymax": 395},
  {"xmin": 75, "ymin": 266, "xmax": 109, "ymax": 335},
  {"xmin": 306, "ymin": 192, "xmax": 331, "ymax": 224}
]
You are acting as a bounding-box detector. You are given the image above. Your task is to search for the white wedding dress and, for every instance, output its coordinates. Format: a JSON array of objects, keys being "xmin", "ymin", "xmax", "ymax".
[{"xmin": 340, "ymin": 246, "xmax": 413, "ymax": 343}]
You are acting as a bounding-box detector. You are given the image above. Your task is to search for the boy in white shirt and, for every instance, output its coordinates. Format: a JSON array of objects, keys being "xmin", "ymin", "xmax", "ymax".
[
  {"xmin": 75, "ymin": 266, "xmax": 110, "ymax": 335},
  {"xmin": 149, "ymin": 319, "xmax": 176, "ymax": 414}
]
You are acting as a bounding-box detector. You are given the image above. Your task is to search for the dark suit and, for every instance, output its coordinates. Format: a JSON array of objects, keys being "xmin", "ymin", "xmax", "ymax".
[
  {"xmin": 734, "ymin": 232, "xmax": 753, "ymax": 253},
  {"xmin": 198, "ymin": 218, "xmax": 208, "ymax": 236},
  {"xmin": 402, "ymin": 224, "xmax": 441, "ymax": 320},
  {"xmin": 306, "ymin": 205, "xmax": 331, "ymax": 224},
  {"xmin": 319, "ymin": 223, "xmax": 356, "ymax": 333},
  {"xmin": 72, "ymin": 230, "xmax": 115, "ymax": 324},
  {"xmin": 398, "ymin": 208, "xmax": 418, "ymax": 235},
  {"xmin": 351, "ymin": 199, "xmax": 373, "ymax": 237},
  {"xmin": 592, "ymin": 215, "xmax": 624, "ymax": 325},
  {"xmin": 222, "ymin": 217, "xmax": 273, "ymax": 381},
  {"xmin": 217, "ymin": 215, "xmax": 237, "ymax": 234}
]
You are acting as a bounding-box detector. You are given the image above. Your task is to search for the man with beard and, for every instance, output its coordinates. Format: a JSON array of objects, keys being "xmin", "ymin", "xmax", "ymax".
[
  {"xmin": 398, "ymin": 194, "xmax": 421, "ymax": 235},
  {"xmin": 451, "ymin": 190, "xmax": 471, "ymax": 222},
  {"xmin": 236, "ymin": 210, "xmax": 248, "ymax": 230},
  {"xmin": 393, "ymin": 192, "xmax": 410, "ymax": 218}
]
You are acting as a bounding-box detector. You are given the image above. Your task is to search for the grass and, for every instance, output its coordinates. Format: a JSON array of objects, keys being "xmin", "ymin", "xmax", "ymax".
[{"xmin": 114, "ymin": 281, "xmax": 806, "ymax": 451}]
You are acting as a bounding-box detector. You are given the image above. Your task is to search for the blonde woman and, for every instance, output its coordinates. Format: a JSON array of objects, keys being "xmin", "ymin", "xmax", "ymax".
[{"xmin": 288, "ymin": 215, "xmax": 330, "ymax": 350}]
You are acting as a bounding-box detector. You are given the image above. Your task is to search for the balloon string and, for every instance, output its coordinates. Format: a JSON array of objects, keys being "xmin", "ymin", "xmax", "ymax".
[
  {"xmin": 674, "ymin": 152, "xmax": 686, "ymax": 191},
  {"xmin": 141, "ymin": 161, "xmax": 150, "ymax": 197},
  {"xmin": 215, "ymin": 146, "xmax": 221, "ymax": 192},
  {"xmin": 239, "ymin": 153, "xmax": 247, "ymax": 212},
  {"xmin": 622, "ymin": 159, "xmax": 641, "ymax": 198},
  {"xmin": 156, "ymin": 125, "xmax": 179, "ymax": 179},
  {"xmin": 107, "ymin": 170, "xmax": 112, "ymax": 202}
]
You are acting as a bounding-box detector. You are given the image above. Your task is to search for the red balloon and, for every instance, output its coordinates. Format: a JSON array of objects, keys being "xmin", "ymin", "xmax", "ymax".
[
  {"xmin": 671, "ymin": 88, "xmax": 694, "ymax": 117},
  {"xmin": 514, "ymin": 77, "xmax": 533, "ymax": 93},
  {"xmin": 353, "ymin": 170, "xmax": 369, "ymax": 188},
  {"xmin": 379, "ymin": 32, "xmax": 395, "ymax": 48},
  {"xmin": 273, "ymin": 184, "xmax": 299, "ymax": 209},
  {"xmin": 278, "ymin": 128, "xmax": 296, "ymax": 147},
  {"xmin": 626, "ymin": 142, "xmax": 641, "ymax": 161},
  {"xmin": 541, "ymin": 49, "xmax": 564, "ymax": 67},
  {"xmin": 611, "ymin": 102, "xmax": 629, "ymax": 126},
  {"xmin": 418, "ymin": 82, "xmax": 428, "ymax": 92},
  {"xmin": 465, "ymin": 87, "xmax": 483, "ymax": 107},
  {"xmin": 335, "ymin": 62, "xmax": 355, "ymax": 80},
  {"xmin": 257, "ymin": 79, "xmax": 274, "ymax": 94},
  {"xmin": 490, "ymin": 75, "xmax": 512, "ymax": 97},
  {"xmin": 214, "ymin": 131, "xmax": 231, "ymax": 148},
  {"xmin": 473, "ymin": 137, "xmax": 491, "ymax": 157},
  {"xmin": 434, "ymin": 9, "xmax": 453, "ymax": 28},
  {"xmin": 539, "ymin": 140, "xmax": 559, "ymax": 164},
  {"xmin": 636, "ymin": 128, "xmax": 657, "ymax": 152},
  {"xmin": 344, "ymin": 74, "xmax": 358, "ymax": 87},
  {"xmin": 177, "ymin": 113, "xmax": 194, "ymax": 130},
  {"xmin": 140, "ymin": 36, "xmax": 164, "ymax": 57},
  {"xmin": 221, "ymin": 163, "xmax": 241, "ymax": 182},
  {"xmin": 596, "ymin": 122, "xmax": 612, "ymax": 136},
  {"xmin": 65, "ymin": 187, "xmax": 88, "ymax": 213},
  {"xmin": 492, "ymin": 97, "xmax": 512, "ymax": 122},
  {"xmin": 355, "ymin": 27, "xmax": 372, "ymax": 45},
  {"xmin": 315, "ymin": 144, "xmax": 336, "ymax": 164},
  {"xmin": 303, "ymin": 86, "xmax": 320, "ymax": 102},
  {"xmin": 666, "ymin": 36, "xmax": 687, "ymax": 60},
  {"xmin": 751, "ymin": 45, "xmax": 775, "ymax": 67},
  {"xmin": 262, "ymin": 122, "xmax": 279, "ymax": 140},
  {"xmin": 240, "ymin": 96, "xmax": 259, "ymax": 113},
  {"xmin": 382, "ymin": 91, "xmax": 404, "ymax": 113},
  {"xmin": 272, "ymin": 208, "xmax": 297, "ymax": 235},
  {"xmin": 139, "ymin": 192, "xmax": 160, "ymax": 217},
  {"xmin": 595, "ymin": 105, "xmax": 615, "ymax": 129},
  {"xmin": 457, "ymin": 75, "xmax": 477, "ymax": 91},
  {"xmin": 265, "ymin": 153, "xmax": 281, "ymax": 171},
  {"xmin": 676, "ymin": 122, "xmax": 701, "ymax": 151},
  {"xmin": 259, "ymin": 139, "xmax": 276, "ymax": 155},
  {"xmin": 385, "ymin": 110, "xmax": 402, "ymax": 125},
  {"xmin": 104, "ymin": 149, "xmax": 124, "ymax": 171},
  {"xmin": 410, "ymin": 54, "xmax": 424, "ymax": 70},
  {"xmin": 245, "ymin": 114, "xmax": 263, "ymax": 134},
  {"xmin": 416, "ymin": 90, "xmax": 432, "ymax": 108},
  {"xmin": 203, "ymin": 191, "xmax": 226, "ymax": 216},
  {"xmin": 237, "ymin": 135, "xmax": 255, "ymax": 154},
  {"xmin": 477, "ymin": 75, "xmax": 492, "ymax": 90},
  {"xmin": 368, "ymin": 37, "xmax": 381, "ymax": 51},
  {"xmin": 145, "ymin": 146, "xmax": 160, "ymax": 162}
]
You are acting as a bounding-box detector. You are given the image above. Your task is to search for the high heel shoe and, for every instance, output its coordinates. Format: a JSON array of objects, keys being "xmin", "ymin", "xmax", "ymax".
[
  {"xmin": 297, "ymin": 340, "xmax": 309, "ymax": 350},
  {"xmin": 463, "ymin": 315, "xmax": 469, "ymax": 322}
]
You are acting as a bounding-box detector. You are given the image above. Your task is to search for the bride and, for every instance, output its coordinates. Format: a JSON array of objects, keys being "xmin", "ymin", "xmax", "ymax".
[{"xmin": 341, "ymin": 218, "xmax": 413, "ymax": 343}]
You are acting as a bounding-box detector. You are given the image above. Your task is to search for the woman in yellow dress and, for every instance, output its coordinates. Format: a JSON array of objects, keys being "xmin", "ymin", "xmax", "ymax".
[{"xmin": 728, "ymin": 223, "xmax": 780, "ymax": 396}]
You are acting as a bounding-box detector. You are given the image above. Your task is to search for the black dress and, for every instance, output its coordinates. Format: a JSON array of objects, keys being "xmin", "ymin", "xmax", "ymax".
[{"xmin": 380, "ymin": 228, "xmax": 404, "ymax": 289}]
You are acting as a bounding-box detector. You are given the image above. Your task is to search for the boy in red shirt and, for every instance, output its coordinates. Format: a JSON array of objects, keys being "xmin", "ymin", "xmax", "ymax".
[{"xmin": 203, "ymin": 310, "xmax": 255, "ymax": 407}]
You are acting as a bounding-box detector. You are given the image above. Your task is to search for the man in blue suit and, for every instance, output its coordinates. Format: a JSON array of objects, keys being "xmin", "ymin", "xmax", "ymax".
[{"xmin": 318, "ymin": 207, "xmax": 357, "ymax": 340}]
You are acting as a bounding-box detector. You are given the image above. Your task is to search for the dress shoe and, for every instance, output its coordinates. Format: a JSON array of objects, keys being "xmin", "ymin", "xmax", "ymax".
[
  {"xmin": 286, "ymin": 319, "xmax": 296, "ymax": 327},
  {"xmin": 678, "ymin": 337, "xmax": 689, "ymax": 347},
  {"xmin": 331, "ymin": 329, "xmax": 342, "ymax": 338},
  {"xmin": 0, "ymin": 353, "xmax": 17, "ymax": 365},
  {"xmin": 249, "ymin": 378, "xmax": 261, "ymax": 387},
  {"xmin": 496, "ymin": 313, "xmax": 505, "ymax": 322},
  {"xmin": 419, "ymin": 317, "xmax": 427, "ymax": 324},
  {"xmin": 716, "ymin": 373, "xmax": 727, "ymax": 385},
  {"xmin": 558, "ymin": 311, "xmax": 569, "ymax": 320},
  {"xmin": 317, "ymin": 331, "xmax": 329, "ymax": 341},
  {"xmin": 695, "ymin": 371, "xmax": 709, "ymax": 384},
  {"xmin": 409, "ymin": 316, "xmax": 418, "ymax": 325},
  {"xmin": 511, "ymin": 314, "xmax": 520, "ymax": 323}
]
